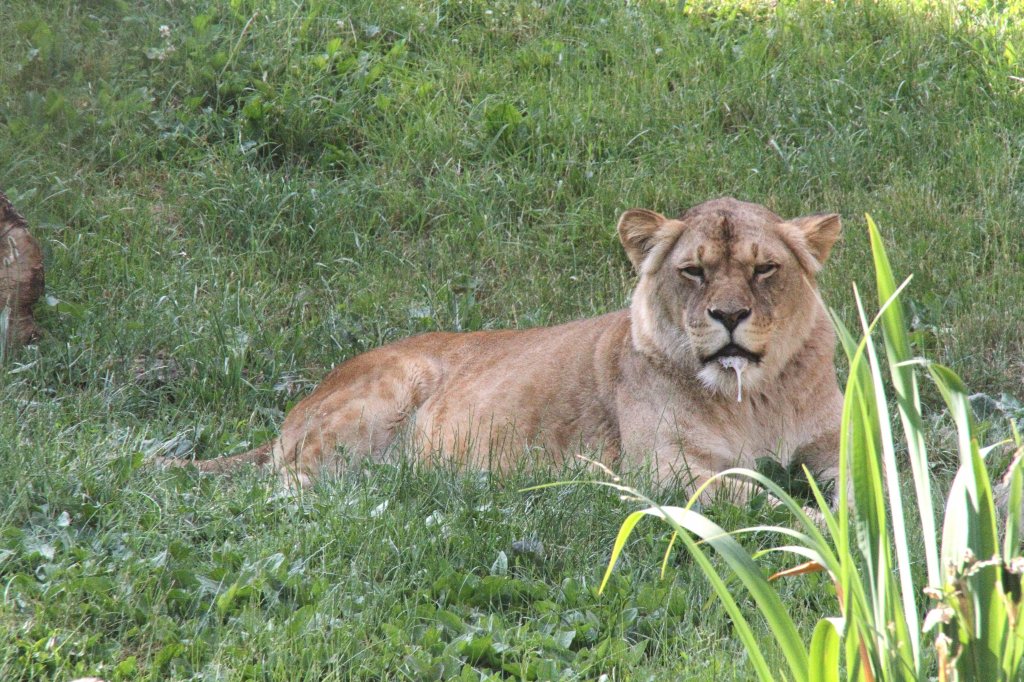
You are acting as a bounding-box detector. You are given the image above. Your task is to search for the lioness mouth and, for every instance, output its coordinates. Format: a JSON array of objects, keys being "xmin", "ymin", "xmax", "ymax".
[
  {"xmin": 702, "ymin": 343, "xmax": 762, "ymax": 365},
  {"xmin": 705, "ymin": 344, "xmax": 761, "ymax": 402}
]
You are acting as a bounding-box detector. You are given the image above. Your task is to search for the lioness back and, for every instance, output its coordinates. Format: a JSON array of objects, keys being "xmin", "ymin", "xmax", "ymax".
[
  {"xmin": 180, "ymin": 197, "xmax": 844, "ymax": 498},
  {"xmin": 272, "ymin": 312, "xmax": 631, "ymax": 480}
]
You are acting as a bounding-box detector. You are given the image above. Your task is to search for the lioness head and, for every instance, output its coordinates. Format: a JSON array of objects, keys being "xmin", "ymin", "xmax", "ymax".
[{"xmin": 619, "ymin": 197, "xmax": 840, "ymax": 399}]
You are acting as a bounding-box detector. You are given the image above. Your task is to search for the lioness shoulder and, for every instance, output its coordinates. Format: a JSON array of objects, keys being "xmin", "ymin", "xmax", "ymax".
[{"xmin": 179, "ymin": 197, "xmax": 843, "ymax": 496}]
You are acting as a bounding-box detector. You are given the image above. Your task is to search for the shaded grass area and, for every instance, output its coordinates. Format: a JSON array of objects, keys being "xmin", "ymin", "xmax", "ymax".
[{"xmin": 1, "ymin": 0, "xmax": 1022, "ymax": 678}]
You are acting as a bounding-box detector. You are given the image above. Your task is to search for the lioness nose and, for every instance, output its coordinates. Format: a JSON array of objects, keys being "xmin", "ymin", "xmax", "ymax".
[{"xmin": 708, "ymin": 307, "xmax": 751, "ymax": 332}]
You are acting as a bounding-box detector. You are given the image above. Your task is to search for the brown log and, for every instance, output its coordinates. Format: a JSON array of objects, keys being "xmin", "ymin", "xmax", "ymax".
[{"xmin": 0, "ymin": 190, "xmax": 44, "ymax": 348}]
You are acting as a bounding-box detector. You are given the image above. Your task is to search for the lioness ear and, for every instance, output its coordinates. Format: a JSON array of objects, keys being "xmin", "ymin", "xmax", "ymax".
[
  {"xmin": 618, "ymin": 209, "xmax": 669, "ymax": 271},
  {"xmin": 790, "ymin": 213, "xmax": 842, "ymax": 265}
]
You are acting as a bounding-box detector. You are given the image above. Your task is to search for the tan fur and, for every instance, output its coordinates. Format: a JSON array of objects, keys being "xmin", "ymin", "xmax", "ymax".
[
  {"xmin": 180, "ymin": 198, "xmax": 844, "ymax": 496},
  {"xmin": 0, "ymin": 190, "xmax": 45, "ymax": 349}
]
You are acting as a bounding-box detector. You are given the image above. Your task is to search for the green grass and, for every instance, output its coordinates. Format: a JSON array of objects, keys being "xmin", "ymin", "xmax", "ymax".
[{"xmin": 1, "ymin": 0, "xmax": 1023, "ymax": 679}]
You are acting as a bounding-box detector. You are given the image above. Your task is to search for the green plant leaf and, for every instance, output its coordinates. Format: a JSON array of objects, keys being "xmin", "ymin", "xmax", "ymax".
[
  {"xmin": 930, "ymin": 361, "xmax": 1009, "ymax": 680},
  {"xmin": 599, "ymin": 508, "xmax": 647, "ymax": 596},
  {"xmin": 931, "ymin": 363, "xmax": 999, "ymax": 560},
  {"xmin": 858, "ymin": 272, "xmax": 921, "ymax": 671},
  {"xmin": 1004, "ymin": 446, "xmax": 1023, "ymax": 559},
  {"xmin": 808, "ymin": 617, "xmax": 843, "ymax": 682},
  {"xmin": 867, "ymin": 214, "xmax": 940, "ymax": 589},
  {"xmin": 605, "ymin": 505, "xmax": 809, "ymax": 682}
]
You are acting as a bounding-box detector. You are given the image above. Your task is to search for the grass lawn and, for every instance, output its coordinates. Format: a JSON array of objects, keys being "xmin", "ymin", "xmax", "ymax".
[{"xmin": 2, "ymin": 0, "xmax": 1023, "ymax": 679}]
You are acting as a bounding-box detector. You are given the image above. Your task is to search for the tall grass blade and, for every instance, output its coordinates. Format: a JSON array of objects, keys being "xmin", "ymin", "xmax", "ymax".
[
  {"xmin": 602, "ymin": 505, "xmax": 808, "ymax": 682},
  {"xmin": 858, "ymin": 287, "xmax": 920, "ymax": 671},
  {"xmin": 599, "ymin": 508, "xmax": 648, "ymax": 595},
  {"xmin": 866, "ymin": 214, "xmax": 940, "ymax": 589},
  {"xmin": 1004, "ymin": 443, "xmax": 1023, "ymax": 560},
  {"xmin": 808, "ymin": 617, "xmax": 843, "ymax": 682},
  {"xmin": 930, "ymin": 362, "xmax": 1008, "ymax": 680},
  {"xmin": 930, "ymin": 364, "xmax": 999, "ymax": 558},
  {"xmin": 1004, "ymin": 427, "xmax": 1024, "ymax": 679},
  {"xmin": 833, "ymin": 312, "xmax": 890, "ymax": 679},
  {"xmin": 850, "ymin": 287, "xmax": 902, "ymax": 678}
]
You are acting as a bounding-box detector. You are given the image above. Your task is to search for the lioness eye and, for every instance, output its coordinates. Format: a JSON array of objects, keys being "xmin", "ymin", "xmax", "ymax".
[
  {"xmin": 680, "ymin": 266, "xmax": 704, "ymax": 281},
  {"xmin": 754, "ymin": 263, "xmax": 778, "ymax": 278}
]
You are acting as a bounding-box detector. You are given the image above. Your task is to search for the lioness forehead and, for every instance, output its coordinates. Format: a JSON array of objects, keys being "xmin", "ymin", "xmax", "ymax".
[
  {"xmin": 677, "ymin": 196, "xmax": 783, "ymax": 226},
  {"xmin": 674, "ymin": 197, "xmax": 789, "ymax": 263}
]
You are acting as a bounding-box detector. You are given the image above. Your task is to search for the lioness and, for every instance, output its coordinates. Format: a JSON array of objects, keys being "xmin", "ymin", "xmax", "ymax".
[{"xmin": 181, "ymin": 197, "xmax": 843, "ymax": 496}]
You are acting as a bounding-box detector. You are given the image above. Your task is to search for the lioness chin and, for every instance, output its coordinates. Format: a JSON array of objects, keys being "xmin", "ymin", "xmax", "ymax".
[{"xmin": 178, "ymin": 197, "xmax": 843, "ymax": 499}]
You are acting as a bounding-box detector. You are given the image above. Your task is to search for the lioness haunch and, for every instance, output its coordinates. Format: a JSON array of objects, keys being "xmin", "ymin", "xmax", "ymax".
[{"xmin": 180, "ymin": 197, "xmax": 843, "ymax": 497}]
